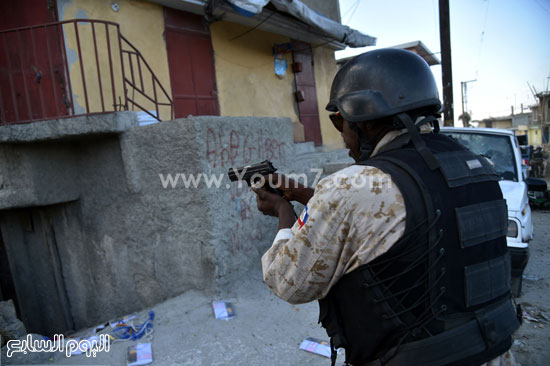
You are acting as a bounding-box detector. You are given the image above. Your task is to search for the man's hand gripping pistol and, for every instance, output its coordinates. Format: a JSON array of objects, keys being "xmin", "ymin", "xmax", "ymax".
[{"xmin": 227, "ymin": 160, "xmax": 284, "ymax": 196}]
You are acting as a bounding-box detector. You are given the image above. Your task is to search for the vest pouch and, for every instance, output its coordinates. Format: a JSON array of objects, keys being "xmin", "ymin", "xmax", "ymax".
[
  {"xmin": 474, "ymin": 299, "xmax": 520, "ymax": 349},
  {"xmin": 464, "ymin": 254, "xmax": 511, "ymax": 308},
  {"xmin": 456, "ymin": 200, "xmax": 508, "ymax": 249},
  {"xmin": 435, "ymin": 150, "xmax": 499, "ymax": 188}
]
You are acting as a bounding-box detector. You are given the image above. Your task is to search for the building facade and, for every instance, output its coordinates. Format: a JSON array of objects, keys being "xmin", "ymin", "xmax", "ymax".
[
  {"xmin": 0, "ymin": 0, "xmax": 371, "ymax": 336},
  {"xmin": 1, "ymin": 0, "xmax": 373, "ymax": 148},
  {"xmin": 477, "ymin": 116, "xmax": 513, "ymax": 130}
]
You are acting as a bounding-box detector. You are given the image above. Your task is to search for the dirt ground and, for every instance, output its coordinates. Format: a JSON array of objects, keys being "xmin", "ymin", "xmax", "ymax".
[
  {"xmin": 2, "ymin": 215, "xmax": 549, "ymax": 366},
  {"xmin": 510, "ymin": 210, "xmax": 550, "ymax": 365}
]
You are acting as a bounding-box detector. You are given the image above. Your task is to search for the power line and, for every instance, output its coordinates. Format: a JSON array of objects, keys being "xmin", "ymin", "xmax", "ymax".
[
  {"xmin": 229, "ymin": 12, "xmax": 275, "ymax": 41},
  {"xmin": 342, "ymin": 0, "xmax": 359, "ymax": 18},
  {"xmin": 534, "ymin": 0, "xmax": 550, "ymax": 15},
  {"xmin": 345, "ymin": 0, "xmax": 361, "ymax": 25},
  {"xmin": 432, "ymin": 0, "xmax": 439, "ymax": 41},
  {"xmin": 475, "ymin": 0, "xmax": 490, "ymax": 80}
]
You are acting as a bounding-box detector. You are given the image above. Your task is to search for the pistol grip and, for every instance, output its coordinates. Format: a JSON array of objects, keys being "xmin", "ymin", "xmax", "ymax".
[{"xmin": 266, "ymin": 185, "xmax": 284, "ymax": 197}]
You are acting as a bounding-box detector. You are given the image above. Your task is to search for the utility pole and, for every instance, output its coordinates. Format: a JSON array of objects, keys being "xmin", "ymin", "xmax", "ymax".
[
  {"xmin": 439, "ymin": 0, "xmax": 454, "ymax": 126},
  {"xmin": 460, "ymin": 79, "xmax": 476, "ymax": 127}
]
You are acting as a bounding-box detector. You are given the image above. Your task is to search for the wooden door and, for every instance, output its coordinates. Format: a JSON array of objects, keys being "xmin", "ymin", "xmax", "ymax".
[
  {"xmin": 0, "ymin": 208, "xmax": 74, "ymax": 336},
  {"xmin": 0, "ymin": 0, "xmax": 69, "ymax": 123},
  {"xmin": 164, "ymin": 8, "xmax": 219, "ymax": 117},
  {"xmin": 0, "ymin": 228, "xmax": 19, "ymax": 315},
  {"xmin": 292, "ymin": 40, "xmax": 322, "ymax": 145}
]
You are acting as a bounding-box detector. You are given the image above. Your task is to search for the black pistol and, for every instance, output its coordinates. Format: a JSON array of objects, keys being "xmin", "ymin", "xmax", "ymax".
[{"xmin": 227, "ymin": 160, "xmax": 283, "ymax": 196}]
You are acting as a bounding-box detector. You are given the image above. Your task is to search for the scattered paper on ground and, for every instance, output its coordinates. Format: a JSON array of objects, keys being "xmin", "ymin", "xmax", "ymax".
[
  {"xmin": 127, "ymin": 342, "xmax": 152, "ymax": 366},
  {"xmin": 299, "ymin": 337, "xmax": 331, "ymax": 358},
  {"xmin": 212, "ymin": 301, "xmax": 235, "ymax": 320}
]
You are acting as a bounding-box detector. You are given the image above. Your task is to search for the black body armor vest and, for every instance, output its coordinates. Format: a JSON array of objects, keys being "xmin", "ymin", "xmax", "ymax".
[{"xmin": 319, "ymin": 133, "xmax": 520, "ymax": 366}]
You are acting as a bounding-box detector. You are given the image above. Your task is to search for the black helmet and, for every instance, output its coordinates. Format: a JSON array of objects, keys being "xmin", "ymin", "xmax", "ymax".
[{"xmin": 326, "ymin": 48, "xmax": 441, "ymax": 123}]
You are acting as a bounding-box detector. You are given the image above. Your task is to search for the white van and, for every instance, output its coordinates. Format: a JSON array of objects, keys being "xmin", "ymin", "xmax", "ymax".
[{"xmin": 439, "ymin": 127, "xmax": 532, "ymax": 296}]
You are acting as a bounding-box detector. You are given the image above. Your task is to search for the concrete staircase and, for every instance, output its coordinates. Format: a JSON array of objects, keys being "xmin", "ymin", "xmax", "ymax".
[{"xmin": 293, "ymin": 141, "xmax": 354, "ymax": 179}]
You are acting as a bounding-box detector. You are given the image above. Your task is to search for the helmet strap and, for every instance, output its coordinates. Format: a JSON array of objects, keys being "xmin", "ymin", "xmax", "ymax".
[
  {"xmin": 396, "ymin": 113, "xmax": 440, "ymax": 170},
  {"xmin": 351, "ymin": 123, "xmax": 393, "ymax": 162}
]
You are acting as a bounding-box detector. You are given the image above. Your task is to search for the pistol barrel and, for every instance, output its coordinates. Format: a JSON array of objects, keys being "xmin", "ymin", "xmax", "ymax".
[{"xmin": 227, "ymin": 160, "xmax": 277, "ymax": 182}]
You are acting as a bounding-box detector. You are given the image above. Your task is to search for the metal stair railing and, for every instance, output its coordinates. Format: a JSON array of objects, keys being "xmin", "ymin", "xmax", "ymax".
[{"xmin": 0, "ymin": 19, "xmax": 173, "ymax": 125}]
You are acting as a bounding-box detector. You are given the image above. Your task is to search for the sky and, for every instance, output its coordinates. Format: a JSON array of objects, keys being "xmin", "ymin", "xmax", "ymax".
[{"xmin": 336, "ymin": 0, "xmax": 550, "ymax": 126}]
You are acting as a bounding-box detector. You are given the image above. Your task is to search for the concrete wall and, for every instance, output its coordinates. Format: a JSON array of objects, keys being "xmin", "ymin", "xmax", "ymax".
[
  {"xmin": 494, "ymin": 120, "xmax": 513, "ymax": 129},
  {"xmin": 210, "ymin": 22, "xmax": 341, "ymax": 147},
  {"xmin": 0, "ymin": 113, "xmax": 295, "ymax": 332},
  {"xmin": 312, "ymin": 46, "xmax": 343, "ymax": 149},
  {"xmin": 478, "ymin": 119, "xmax": 513, "ymax": 129},
  {"xmin": 210, "ymin": 22, "xmax": 297, "ymax": 121},
  {"xmin": 512, "ymin": 113, "xmax": 531, "ymax": 128},
  {"xmin": 57, "ymin": 0, "xmax": 172, "ymax": 120},
  {"xmin": 0, "ymin": 142, "xmax": 79, "ymax": 210},
  {"xmin": 0, "ymin": 113, "xmax": 138, "ymax": 209},
  {"xmin": 181, "ymin": 116, "xmax": 295, "ymax": 284}
]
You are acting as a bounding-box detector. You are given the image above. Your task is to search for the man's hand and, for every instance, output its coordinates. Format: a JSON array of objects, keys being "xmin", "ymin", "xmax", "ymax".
[
  {"xmin": 266, "ymin": 174, "xmax": 314, "ymax": 205},
  {"xmin": 251, "ymin": 184, "xmax": 289, "ymax": 217},
  {"xmin": 252, "ymin": 184, "xmax": 296, "ymax": 230}
]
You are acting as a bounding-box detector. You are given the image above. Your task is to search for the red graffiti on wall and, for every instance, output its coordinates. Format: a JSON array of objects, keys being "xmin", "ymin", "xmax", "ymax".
[
  {"xmin": 229, "ymin": 184, "xmax": 255, "ymax": 222},
  {"xmin": 205, "ymin": 128, "xmax": 287, "ymax": 168},
  {"xmin": 227, "ymin": 177, "xmax": 271, "ymax": 255},
  {"xmin": 205, "ymin": 127, "xmax": 285, "ymax": 255},
  {"xmin": 228, "ymin": 220, "xmax": 267, "ymax": 256}
]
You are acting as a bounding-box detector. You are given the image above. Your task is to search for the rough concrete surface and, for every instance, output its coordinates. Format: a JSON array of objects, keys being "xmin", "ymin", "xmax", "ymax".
[
  {"xmin": 0, "ymin": 299, "xmax": 26, "ymax": 343},
  {"xmin": 0, "ymin": 112, "xmax": 137, "ymax": 209},
  {"xmin": 0, "ymin": 141, "xmax": 80, "ymax": 210},
  {"xmin": 2, "ymin": 270, "xmax": 345, "ymax": 366},
  {"xmin": 0, "ymin": 114, "xmax": 322, "ymax": 336},
  {"xmin": 0, "ymin": 112, "xmax": 138, "ymax": 143},
  {"xmin": 2, "ymin": 213, "xmax": 548, "ymax": 366},
  {"xmin": 175, "ymin": 116, "xmax": 296, "ymax": 288},
  {"xmin": 510, "ymin": 210, "xmax": 550, "ymax": 365},
  {"xmin": 0, "ymin": 112, "xmax": 355, "ymax": 364}
]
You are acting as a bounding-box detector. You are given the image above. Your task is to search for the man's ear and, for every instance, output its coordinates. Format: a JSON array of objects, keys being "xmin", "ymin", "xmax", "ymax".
[{"xmin": 357, "ymin": 121, "xmax": 371, "ymax": 135}]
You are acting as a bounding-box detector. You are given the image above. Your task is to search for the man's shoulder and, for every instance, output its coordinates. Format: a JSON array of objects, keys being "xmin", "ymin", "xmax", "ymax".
[
  {"xmin": 315, "ymin": 163, "xmax": 398, "ymax": 199},
  {"xmin": 328, "ymin": 164, "xmax": 390, "ymax": 179}
]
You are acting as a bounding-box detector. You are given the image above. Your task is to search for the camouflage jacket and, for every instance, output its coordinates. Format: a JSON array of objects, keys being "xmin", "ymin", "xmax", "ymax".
[{"xmin": 261, "ymin": 130, "xmax": 407, "ymax": 304}]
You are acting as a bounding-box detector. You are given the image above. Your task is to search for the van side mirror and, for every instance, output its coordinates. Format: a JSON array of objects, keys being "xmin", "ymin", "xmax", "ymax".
[{"xmin": 526, "ymin": 177, "xmax": 547, "ymax": 192}]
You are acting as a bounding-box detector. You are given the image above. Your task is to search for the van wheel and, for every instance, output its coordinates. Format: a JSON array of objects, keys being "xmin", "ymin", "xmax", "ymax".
[{"xmin": 511, "ymin": 275, "xmax": 523, "ymax": 297}]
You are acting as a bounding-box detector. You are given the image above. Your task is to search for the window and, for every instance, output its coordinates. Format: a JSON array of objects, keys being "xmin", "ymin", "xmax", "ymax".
[{"xmin": 442, "ymin": 132, "xmax": 518, "ymax": 182}]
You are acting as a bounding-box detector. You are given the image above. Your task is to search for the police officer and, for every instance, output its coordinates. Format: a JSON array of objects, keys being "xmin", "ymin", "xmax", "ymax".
[
  {"xmin": 252, "ymin": 49, "xmax": 519, "ymax": 366},
  {"xmin": 532, "ymin": 146, "xmax": 546, "ymax": 178}
]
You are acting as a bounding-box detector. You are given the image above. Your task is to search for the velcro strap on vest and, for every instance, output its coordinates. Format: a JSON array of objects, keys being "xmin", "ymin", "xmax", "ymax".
[
  {"xmin": 464, "ymin": 254, "xmax": 511, "ymax": 308},
  {"xmin": 396, "ymin": 113, "xmax": 440, "ymax": 170},
  {"xmin": 456, "ymin": 199, "xmax": 508, "ymax": 248},
  {"xmin": 366, "ymin": 299, "xmax": 519, "ymax": 366},
  {"xmin": 435, "ymin": 150, "xmax": 499, "ymax": 187}
]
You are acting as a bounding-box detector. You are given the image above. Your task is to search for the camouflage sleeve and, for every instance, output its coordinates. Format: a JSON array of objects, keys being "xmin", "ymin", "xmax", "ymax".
[
  {"xmin": 261, "ymin": 178, "xmax": 350, "ymax": 304},
  {"xmin": 261, "ymin": 166, "xmax": 406, "ymax": 305}
]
